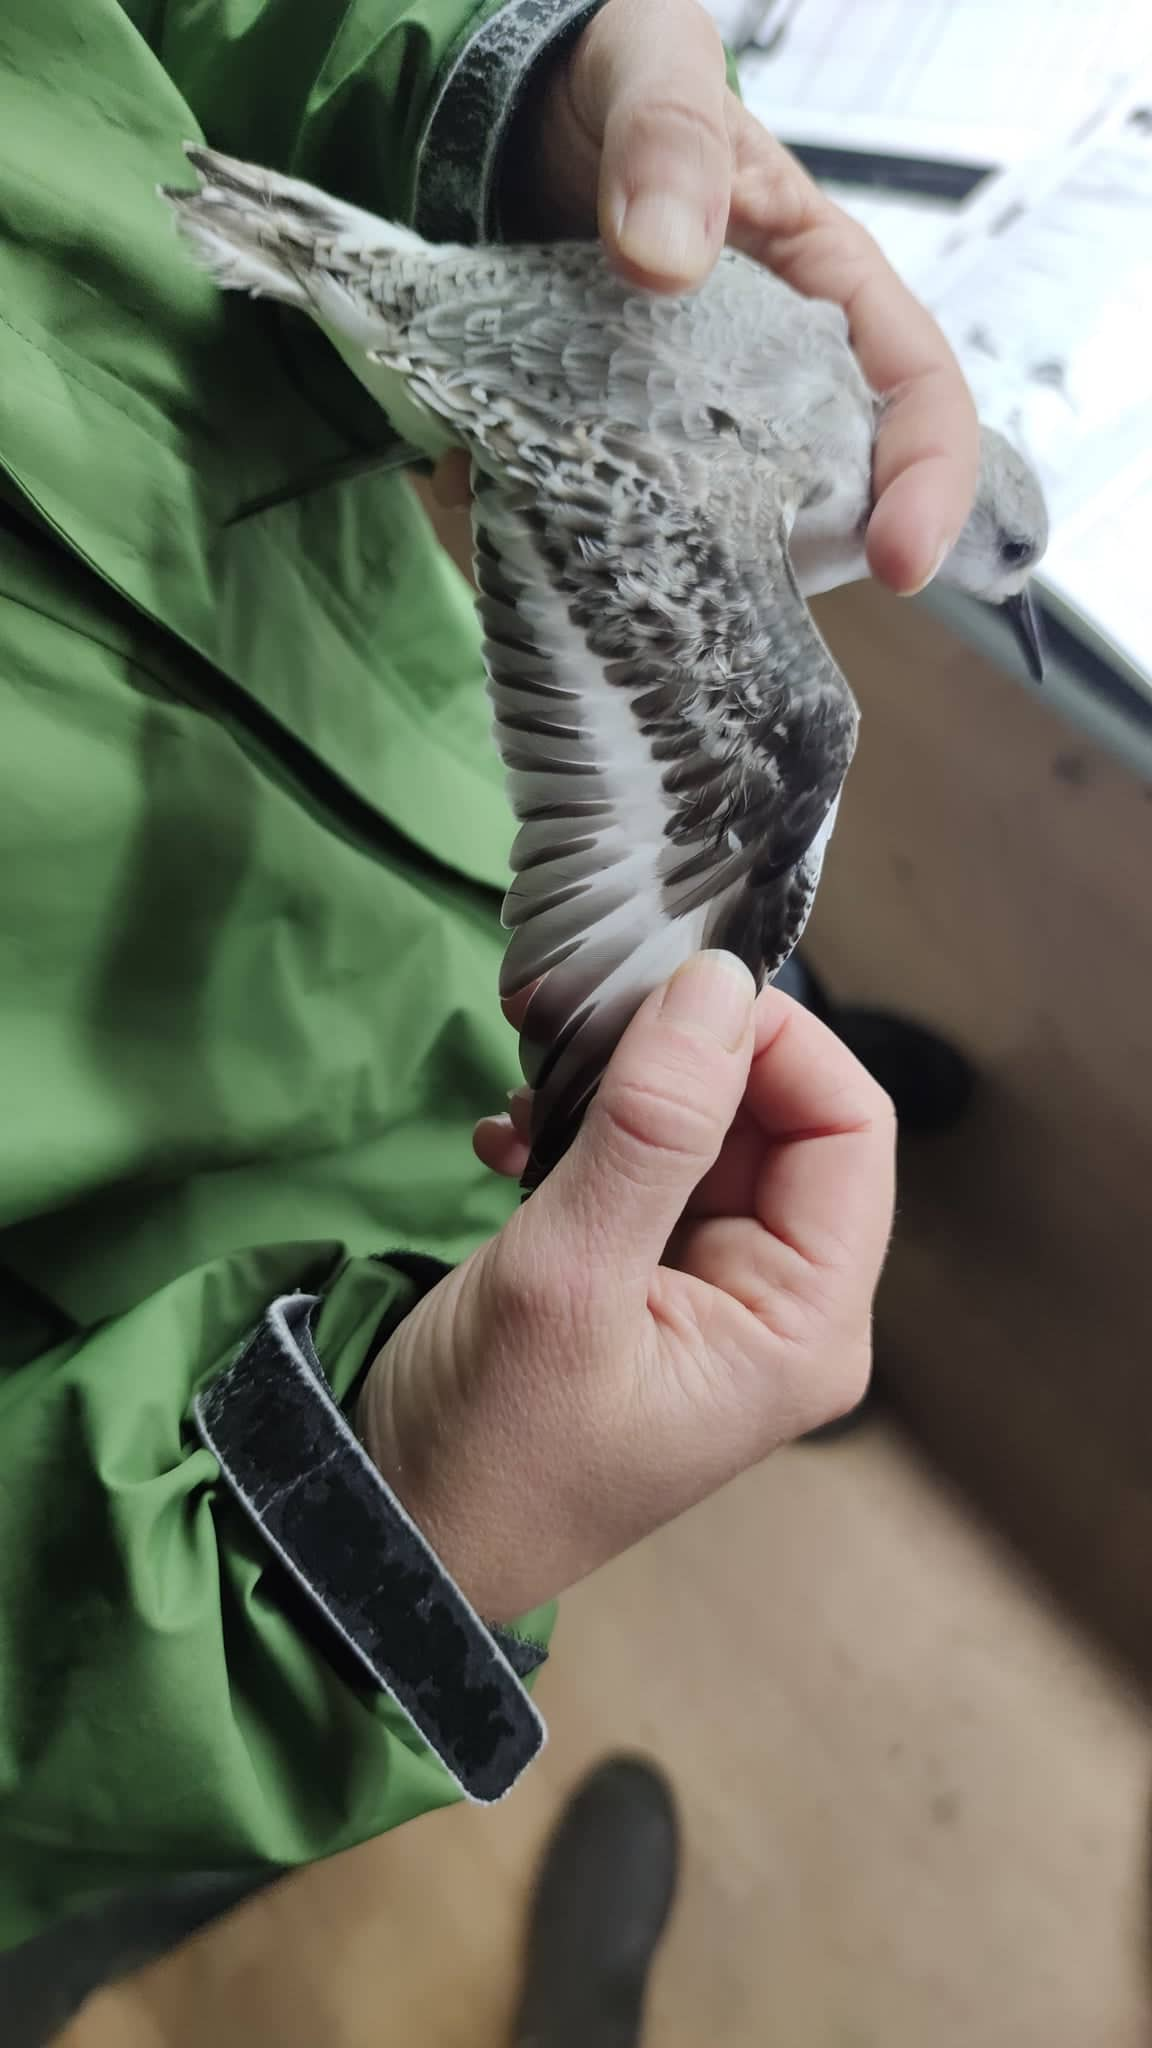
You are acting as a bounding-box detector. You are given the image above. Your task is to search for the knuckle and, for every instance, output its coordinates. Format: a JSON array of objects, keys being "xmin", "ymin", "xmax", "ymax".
[
  {"xmin": 742, "ymin": 145, "xmax": 822, "ymax": 238},
  {"xmin": 854, "ymin": 1072, "xmax": 898, "ymax": 1150},
  {"xmin": 823, "ymin": 1057, "xmax": 897, "ymax": 1150},
  {"xmin": 813, "ymin": 1034, "xmax": 894, "ymax": 1119},
  {"xmin": 869, "ymin": 1076, "xmax": 898, "ymax": 1131},
  {"xmin": 601, "ymin": 1067, "xmax": 722, "ymax": 1169},
  {"xmin": 819, "ymin": 1334, "xmax": 873, "ymax": 1424},
  {"xmin": 618, "ymin": 91, "xmax": 729, "ymax": 157},
  {"xmin": 484, "ymin": 1224, "xmax": 578, "ymax": 1330},
  {"xmin": 746, "ymin": 1278, "xmax": 822, "ymax": 1347},
  {"xmin": 832, "ymin": 211, "xmax": 887, "ymax": 276}
]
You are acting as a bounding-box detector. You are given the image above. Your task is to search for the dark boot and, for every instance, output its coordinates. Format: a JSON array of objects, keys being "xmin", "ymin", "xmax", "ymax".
[
  {"xmin": 511, "ymin": 1756, "xmax": 679, "ymax": 2048},
  {"xmin": 777, "ymin": 954, "xmax": 976, "ymax": 1442},
  {"xmin": 775, "ymin": 954, "xmax": 976, "ymax": 1132}
]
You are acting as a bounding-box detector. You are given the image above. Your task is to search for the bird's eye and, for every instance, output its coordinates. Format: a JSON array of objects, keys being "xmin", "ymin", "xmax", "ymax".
[{"xmin": 999, "ymin": 537, "xmax": 1032, "ymax": 567}]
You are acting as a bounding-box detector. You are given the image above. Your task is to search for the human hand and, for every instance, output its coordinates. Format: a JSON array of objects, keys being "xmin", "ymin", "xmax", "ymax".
[
  {"xmin": 358, "ymin": 954, "xmax": 895, "ymax": 1623},
  {"xmin": 434, "ymin": 0, "xmax": 979, "ymax": 595}
]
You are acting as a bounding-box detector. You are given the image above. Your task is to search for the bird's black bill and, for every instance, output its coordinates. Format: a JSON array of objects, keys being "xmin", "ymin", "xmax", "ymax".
[{"xmin": 1002, "ymin": 586, "xmax": 1045, "ymax": 683}]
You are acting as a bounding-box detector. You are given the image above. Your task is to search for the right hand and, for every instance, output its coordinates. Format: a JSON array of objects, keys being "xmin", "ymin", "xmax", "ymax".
[
  {"xmin": 358, "ymin": 952, "xmax": 895, "ymax": 1623},
  {"xmin": 431, "ymin": 0, "xmax": 980, "ymax": 592}
]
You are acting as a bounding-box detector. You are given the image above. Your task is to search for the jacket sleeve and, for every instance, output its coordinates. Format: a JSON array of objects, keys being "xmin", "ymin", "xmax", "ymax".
[
  {"xmin": 139, "ymin": 0, "xmax": 602, "ymax": 236},
  {"xmin": 0, "ymin": 1237, "xmax": 554, "ymax": 1952}
]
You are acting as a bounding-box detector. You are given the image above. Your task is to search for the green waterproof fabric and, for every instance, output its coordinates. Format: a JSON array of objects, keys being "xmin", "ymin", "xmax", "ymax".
[{"xmin": 0, "ymin": 0, "xmax": 559, "ymax": 1948}]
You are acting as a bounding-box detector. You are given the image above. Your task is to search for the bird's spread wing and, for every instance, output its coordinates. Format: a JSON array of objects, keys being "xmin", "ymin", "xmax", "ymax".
[
  {"xmin": 342, "ymin": 250, "xmax": 864, "ymax": 1183},
  {"xmin": 469, "ymin": 428, "xmax": 858, "ymax": 1189}
]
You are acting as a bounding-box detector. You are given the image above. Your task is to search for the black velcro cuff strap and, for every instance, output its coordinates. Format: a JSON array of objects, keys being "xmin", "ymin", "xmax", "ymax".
[
  {"xmin": 194, "ymin": 1293, "xmax": 545, "ymax": 1804},
  {"xmin": 412, "ymin": 0, "xmax": 605, "ymax": 244}
]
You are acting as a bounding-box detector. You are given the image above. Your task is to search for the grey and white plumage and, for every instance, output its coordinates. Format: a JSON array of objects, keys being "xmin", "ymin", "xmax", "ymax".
[{"xmin": 163, "ymin": 148, "xmax": 1049, "ymax": 1187}]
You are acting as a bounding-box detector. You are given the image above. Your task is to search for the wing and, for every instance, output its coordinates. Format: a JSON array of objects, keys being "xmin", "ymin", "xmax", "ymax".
[
  {"xmin": 167, "ymin": 163, "xmax": 866, "ymax": 1185},
  {"xmin": 470, "ymin": 428, "xmax": 859, "ymax": 1191}
]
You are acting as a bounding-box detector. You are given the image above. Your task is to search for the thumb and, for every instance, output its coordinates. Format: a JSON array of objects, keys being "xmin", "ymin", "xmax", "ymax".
[
  {"xmin": 582, "ymin": 0, "xmax": 731, "ymax": 290},
  {"xmin": 540, "ymin": 952, "xmax": 756, "ymax": 1270}
]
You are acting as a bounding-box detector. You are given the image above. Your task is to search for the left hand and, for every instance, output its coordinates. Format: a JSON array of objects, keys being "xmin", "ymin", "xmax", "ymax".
[{"xmin": 435, "ymin": 0, "xmax": 979, "ymax": 596}]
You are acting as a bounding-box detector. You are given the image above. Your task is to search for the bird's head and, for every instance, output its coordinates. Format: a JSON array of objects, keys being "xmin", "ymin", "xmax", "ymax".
[{"xmin": 934, "ymin": 426, "xmax": 1050, "ymax": 681}]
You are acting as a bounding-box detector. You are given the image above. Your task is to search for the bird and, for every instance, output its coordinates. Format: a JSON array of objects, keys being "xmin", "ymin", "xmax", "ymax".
[{"xmin": 163, "ymin": 146, "xmax": 1049, "ymax": 1190}]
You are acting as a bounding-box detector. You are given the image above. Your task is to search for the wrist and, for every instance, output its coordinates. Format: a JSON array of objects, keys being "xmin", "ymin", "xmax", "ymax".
[
  {"xmin": 357, "ymin": 1348, "xmax": 547, "ymax": 1626},
  {"xmin": 357, "ymin": 1244, "xmax": 634, "ymax": 1624}
]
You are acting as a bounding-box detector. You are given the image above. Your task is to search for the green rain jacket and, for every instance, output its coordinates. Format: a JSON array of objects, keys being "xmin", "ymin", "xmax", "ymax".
[{"xmin": 0, "ymin": 0, "xmax": 602, "ymax": 1955}]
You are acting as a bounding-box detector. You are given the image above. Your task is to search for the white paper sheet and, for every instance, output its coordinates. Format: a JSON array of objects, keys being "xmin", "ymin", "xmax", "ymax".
[
  {"xmin": 713, "ymin": 7, "xmax": 1152, "ymax": 688},
  {"xmin": 1029, "ymin": 456, "xmax": 1152, "ymax": 688},
  {"xmin": 736, "ymin": 0, "xmax": 1152, "ymax": 168},
  {"xmin": 914, "ymin": 96, "xmax": 1152, "ymax": 683}
]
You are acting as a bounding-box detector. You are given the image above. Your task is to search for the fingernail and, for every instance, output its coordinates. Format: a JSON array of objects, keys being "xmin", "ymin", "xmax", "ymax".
[
  {"xmin": 904, "ymin": 535, "xmax": 953, "ymax": 597},
  {"xmin": 661, "ymin": 950, "xmax": 755, "ymax": 1050},
  {"xmin": 616, "ymin": 191, "xmax": 710, "ymax": 283},
  {"xmin": 506, "ymin": 1085, "xmax": 533, "ymax": 1136}
]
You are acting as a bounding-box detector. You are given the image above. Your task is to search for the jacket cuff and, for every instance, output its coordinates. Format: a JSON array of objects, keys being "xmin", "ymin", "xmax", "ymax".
[
  {"xmin": 413, "ymin": 0, "xmax": 606, "ymax": 243},
  {"xmin": 194, "ymin": 1289, "xmax": 548, "ymax": 1804}
]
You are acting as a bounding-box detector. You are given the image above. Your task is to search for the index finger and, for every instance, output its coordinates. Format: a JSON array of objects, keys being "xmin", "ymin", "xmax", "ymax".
[
  {"xmin": 833, "ymin": 259, "xmax": 981, "ymax": 593},
  {"xmin": 725, "ymin": 107, "xmax": 979, "ymax": 593},
  {"xmin": 741, "ymin": 987, "xmax": 896, "ymax": 1279}
]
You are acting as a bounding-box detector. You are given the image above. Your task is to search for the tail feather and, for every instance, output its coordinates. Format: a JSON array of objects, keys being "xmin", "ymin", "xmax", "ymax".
[
  {"xmin": 163, "ymin": 199, "xmax": 312, "ymax": 306},
  {"xmin": 161, "ymin": 144, "xmax": 463, "ymax": 459},
  {"xmin": 160, "ymin": 143, "xmax": 427, "ymax": 308}
]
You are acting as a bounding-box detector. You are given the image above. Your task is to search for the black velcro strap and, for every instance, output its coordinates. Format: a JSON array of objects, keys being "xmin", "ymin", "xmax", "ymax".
[
  {"xmin": 194, "ymin": 1294, "xmax": 545, "ymax": 1804},
  {"xmin": 412, "ymin": 0, "xmax": 604, "ymax": 244}
]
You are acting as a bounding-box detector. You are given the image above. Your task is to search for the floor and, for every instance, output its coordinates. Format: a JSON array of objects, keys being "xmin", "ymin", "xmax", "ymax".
[
  {"xmin": 806, "ymin": 582, "xmax": 1152, "ymax": 1683},
  {"xmin": 60, "ymin": 577, "xmax": 1152, "ymax": 2044},
  {"xmin": 66, "ymin": 1425, "xmax": 1150, "ymax": 2047}
]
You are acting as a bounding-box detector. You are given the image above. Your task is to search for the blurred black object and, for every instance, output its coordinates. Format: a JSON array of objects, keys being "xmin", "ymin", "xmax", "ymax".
[
  {"xmin": 511, "ymin": 1756, "xmax": 680, "ymax": 2048},
  {"xmin": 775, "ymin": 952, "xmax": 977, "ymax": 1442},
  {"xmin": 774, "ymin": 952, "xmax": 976, "ymax": 1133}
]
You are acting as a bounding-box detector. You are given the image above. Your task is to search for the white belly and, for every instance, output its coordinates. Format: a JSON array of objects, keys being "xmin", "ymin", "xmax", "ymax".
[
  {"xmin": 788, "ymin": 468, "xmax": 872, "ymax": 597},
  {"xmin": 789, "ymin": 534, "xmax": 870, "ymax": 597}
]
